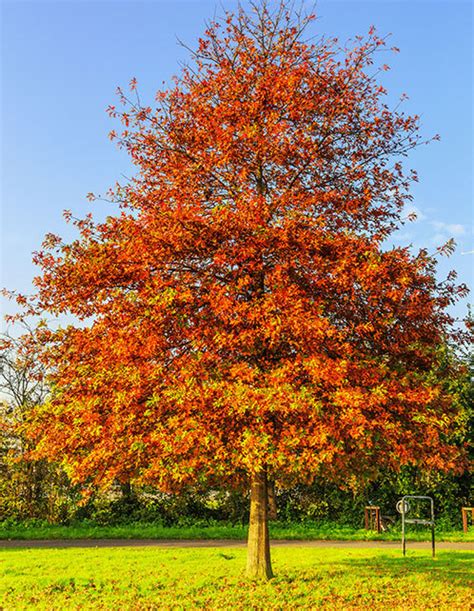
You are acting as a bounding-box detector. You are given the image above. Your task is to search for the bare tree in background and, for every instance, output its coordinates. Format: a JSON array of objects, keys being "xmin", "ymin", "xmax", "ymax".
[{"xmin": 0, "ymin": 327, "xmax": 68, "ymax": 521}]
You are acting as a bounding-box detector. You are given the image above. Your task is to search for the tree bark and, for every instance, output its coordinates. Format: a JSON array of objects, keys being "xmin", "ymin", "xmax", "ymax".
[
  {"xmin": 267, "ymin": 480, "xmax": 278, "ymax": 520},
  {"xmin": 246, "ymin": 470, "xmax": 274, "ymax": 580},
  {"xmin": 120, "ymin": 480, "xmax": 133, "ymax": 501}
]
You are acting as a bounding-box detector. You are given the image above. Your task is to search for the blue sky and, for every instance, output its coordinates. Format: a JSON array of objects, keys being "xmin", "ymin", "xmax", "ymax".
[{"xmin": 1, "ymin": 0, "xmax": 473, "ymax": 328}]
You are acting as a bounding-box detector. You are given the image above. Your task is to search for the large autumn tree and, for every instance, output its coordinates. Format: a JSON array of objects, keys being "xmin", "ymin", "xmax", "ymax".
[{"xmin": 8, "ymin": 1, "xmax": 469, "ymax": 578}]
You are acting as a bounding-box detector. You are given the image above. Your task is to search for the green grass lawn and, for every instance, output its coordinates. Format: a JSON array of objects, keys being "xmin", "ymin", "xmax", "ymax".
[
  {"xmin": 1, "ymin": 520, "xmax": 472, "ymax": 542},
  {"xmin": 1, "ymin": 546, "xmax": 472, "ymax": 609}
]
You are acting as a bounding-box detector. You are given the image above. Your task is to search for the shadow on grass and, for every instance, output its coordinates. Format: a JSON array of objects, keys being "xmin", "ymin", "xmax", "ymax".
[{"xmin": 332, "ymin": 551, "xmax": 473, "ymax": 588}]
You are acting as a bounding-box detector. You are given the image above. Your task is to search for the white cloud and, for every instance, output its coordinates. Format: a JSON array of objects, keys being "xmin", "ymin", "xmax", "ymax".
[
  {"xmin": 401, "ymin": 203, "xmax": 426, "ymax": 222},
  {"xmin": 391, "ymin": 231, "xmax": 413, "ymax": 242},
  {"xmin": 430, "ymin": 233, "xmax": 448, "ymax": 246},
  {"xmin": 431, "ymin": 221, "xmax": 466, "ymax": 236}
]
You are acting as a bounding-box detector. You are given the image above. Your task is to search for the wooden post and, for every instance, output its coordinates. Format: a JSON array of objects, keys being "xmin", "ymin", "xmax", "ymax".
[
  {"xmin": 365, "ymin": 506, "xmax": 381, "ymax": 533},
  {"xmin": 462, "ymin": 507, "xmax": 474, "ymax": 533}
]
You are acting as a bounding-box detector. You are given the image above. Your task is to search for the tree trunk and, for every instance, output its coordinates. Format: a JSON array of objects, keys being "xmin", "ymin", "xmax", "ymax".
[
  {"xmin": 246, "ymin": 470, "xmax": 274, "ymax": 580},
  {"xmin": 267, "ymin": 480, "xmax": 278, "ymax": 520},
  {"xmin": 120, "ymin": 480, "xmax": 133, "ymax": 501}
]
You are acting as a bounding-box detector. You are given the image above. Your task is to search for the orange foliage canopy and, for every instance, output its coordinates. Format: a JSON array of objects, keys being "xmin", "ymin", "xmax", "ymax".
[{"xmin": 10, "ymin": 4, "xmax": 469, "ymax": 492}]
